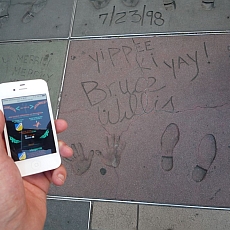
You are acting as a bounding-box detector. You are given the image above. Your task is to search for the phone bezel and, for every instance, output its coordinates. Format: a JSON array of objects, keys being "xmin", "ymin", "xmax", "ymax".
[{"xmin": 0, "ymin": 79, "xmax": 61, "ymax": 177}]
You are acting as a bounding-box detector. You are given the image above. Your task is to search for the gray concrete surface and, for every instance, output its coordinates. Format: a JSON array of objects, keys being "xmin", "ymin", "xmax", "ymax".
[
  {"xmin": 90, "ymin": 201, "xmax": 230, "ymax": 230},
  {"xmin": 50, "ymin": 34, "xmax": 230, "ymax": 209},
  {"xmin": 44, "ymin": 198, "xmax": 91, "ymax": 230},
  {"xmin": 0, "ymin": 40, "xmax": 68, "ymax": 115},
  {"xmin": 0, "ymin": 0, "xmax": 75, "ymax": 41},
  {"xmin": 91, "ymin": 202, "xmax": 137, "ymax": 230},
  {"xmin": 138, "ymin": 205, "xmax": 230, "ymax": 230},
  {"xmin": 73, "ymin": 0, "xmax": 230, "ymax": 37}
]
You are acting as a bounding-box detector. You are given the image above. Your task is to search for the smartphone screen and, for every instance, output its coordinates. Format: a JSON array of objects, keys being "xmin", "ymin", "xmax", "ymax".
[{"xmin": 2, "ymin": 94, "xmax": 56, "ymax": 162}]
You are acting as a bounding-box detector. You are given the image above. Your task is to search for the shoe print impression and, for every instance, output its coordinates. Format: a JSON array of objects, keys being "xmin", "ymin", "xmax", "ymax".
[
  {"xmin": 160, "ymin": 123, "xmax": 180, "ymax": 171},
  {"xmin": 22, "ymin": 0, "xmax": 47, "ymax": 23},
  {"xmin": 89, "ymin": 0, "xmax": 111, "ymax": 9},
  {"xmin": 192, "ymin": 134, "xmax": 217, "ymax": 182}
]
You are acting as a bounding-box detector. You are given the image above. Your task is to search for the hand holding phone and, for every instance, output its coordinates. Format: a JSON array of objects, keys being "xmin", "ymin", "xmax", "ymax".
[
  {"xmin": 0, "ymin": 79, "xmax": 61, "ymax": 177},
  {"xmin": 0, "ymin": 107, "xmax": 73, "ymax": 229}
]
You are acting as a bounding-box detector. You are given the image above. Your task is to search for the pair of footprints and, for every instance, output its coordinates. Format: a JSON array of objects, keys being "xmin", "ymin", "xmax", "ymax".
[
  {"xmin": 0, "ymin": 0, "xmax": 47, "ymax": 25},
  {"xmin": 64, "ymin": 135, "xmax": 126, "ymax": 176},
  {"xmin": 161, "ymin": 123, "xmax": 217, "ymax": 182},
  {"xmin": 90, "ymin": 0, "xmax": 140, "ymax": 9},
  {"xmin": 90, "ymin": 0, "xmax": 215, "ymax": 11},
  {"xmin": 90, "ymin": 0, "xmax": 176, "ymax": 10}
]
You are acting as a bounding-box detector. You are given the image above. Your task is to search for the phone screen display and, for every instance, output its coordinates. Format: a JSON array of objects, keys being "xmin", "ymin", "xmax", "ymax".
[{"xmin": 2, "ymin": 94, "xmax": 56, "ymax": 162}]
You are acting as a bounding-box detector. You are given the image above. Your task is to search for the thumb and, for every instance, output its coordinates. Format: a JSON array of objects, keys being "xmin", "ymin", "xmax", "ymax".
[
  {"xmin": 0, "ymin": 110, "xmax": 5, "ymax": 134},
  {"xmin": 0, "ymin": 110, "xmax": 7, "ymax": 154}
]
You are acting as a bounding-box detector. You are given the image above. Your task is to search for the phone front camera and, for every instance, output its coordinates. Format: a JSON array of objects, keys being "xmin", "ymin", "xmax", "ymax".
[{"xmin": 13, "ymin": 89, "xmax": 15, "ymax": 91}]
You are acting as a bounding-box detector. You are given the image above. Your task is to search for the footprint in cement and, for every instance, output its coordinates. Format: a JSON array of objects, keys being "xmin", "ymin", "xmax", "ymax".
[
  {"xmin": 96, "ymin": 135, "xmax": 126, "ymax": 168},
  {"xmin": 161, "ymin": 123, "xmax": 180, "ymax": 171},
  {"xmin": 201, "ymin": 0, "xmax": 214, "ymax": 10},
  {"xmin": 0, "ymin": 1, "xmax": 10, "ymax": 27},
  {"xmin": 121, "ymin": 0, "xmax": 140, "ymax": 7},
  {"xmin": 64, "ymin": 143, "xmax": 94, "ymax": 176},
  {"xmin": 89, "ymin": 0, "xmax": 139, "ymax": 8},
  {"xmin": 89, "ymin": 0, "xmax": 111, "ymax": 9},
  {"xmin": 192, "ymin": 134, "xmax": 216, "ymax": 182},
  {"xmin": 22, "ymin": 0, "xmax": 47, "ymax": 24},
  {"xmin": 163, "ymin": 0, "xmax": 176, "ymax": 11}
]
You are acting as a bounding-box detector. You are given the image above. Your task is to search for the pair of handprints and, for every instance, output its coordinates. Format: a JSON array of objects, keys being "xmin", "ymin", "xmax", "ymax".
[{"xmin": 64, "ymin": 135, "xmax": 126, "ymax": 176}]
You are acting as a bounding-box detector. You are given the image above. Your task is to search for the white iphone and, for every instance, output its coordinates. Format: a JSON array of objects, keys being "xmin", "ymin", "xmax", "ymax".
[{"xmin": 0, "ymin": 79, "xmax": 61, "ymax": 177}]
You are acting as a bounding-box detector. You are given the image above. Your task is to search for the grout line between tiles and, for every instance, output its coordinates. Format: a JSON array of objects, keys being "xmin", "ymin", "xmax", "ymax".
[
  {"xmin": 0, "ymin": 37, "xmax": 69, "ymax": 44},
  {"xmin": 70, "ymin": 30, "xmax": 230, "ymax": 40},
  {"xmin": 68, "ymin": 0, "xmax": 78, "ymax": 39},
  {"xmin": 136, "ymin": 204, "xmax": 139, "ymax": 230},
  {"xmin": 47, "ymin": 195, "xmax": 230, "ymax": 211},
  {"xmin": 88, "ymin": 201, "xmax": 92, "ymax": 230},
  {"xmin": 55, "ymin": 38, "xmax": 71, "ymax": 118},
  {"xmin": 1, "ymin": 31, "xmax": 230, "ymax": 44}
]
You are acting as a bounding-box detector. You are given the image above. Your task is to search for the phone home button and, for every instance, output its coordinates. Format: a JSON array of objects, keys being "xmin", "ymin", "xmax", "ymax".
[{"xmin": 32, "ymin": 161, "xmax": 41, "ymax": 169}]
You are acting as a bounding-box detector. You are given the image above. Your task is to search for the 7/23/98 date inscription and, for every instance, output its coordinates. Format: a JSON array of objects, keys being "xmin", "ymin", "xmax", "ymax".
[{"xmin": 99, "ymin": 5, "xmax": 165, "ymax": 27}]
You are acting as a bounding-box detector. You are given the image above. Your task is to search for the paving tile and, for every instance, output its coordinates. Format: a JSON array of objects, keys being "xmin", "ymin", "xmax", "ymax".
[
  {"xmin": 44, "ymin": 198, "xmax": 90, "ymax": 230},
  {"xmin": 73, "ymin": 0, "xmax": 230, "ymax": 38},
  {"xmin": 50, "ymin": 35, "xmax": 230, "ymax": 208},
  {"xmin": 90, "ymin": 202, "xmax": 137, "ymax": 230},
  {"xmin": 138, "ymin": 205, "xmax": 230, "ymax": 230},
  {"xmin": 0, "ymin": 0, "xmax": 75, "ymax": 41},
  {"xmin": 0, "ymin": 40, "xmax": 68, "ymax": 115}
]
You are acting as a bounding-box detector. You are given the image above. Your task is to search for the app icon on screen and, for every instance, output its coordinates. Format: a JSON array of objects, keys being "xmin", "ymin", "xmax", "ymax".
[
  {"xmin": 18, "ymin": 152, "xmax": 26, "ymax": 161},
  {"xmin": 15, "ymin": 123, "xmax": 23, "ymax": 131}
]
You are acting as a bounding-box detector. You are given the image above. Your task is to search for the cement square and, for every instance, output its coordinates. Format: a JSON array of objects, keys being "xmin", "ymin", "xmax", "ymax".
[
  {"xmin": 138, "ymin": 205, "xmax": 230, "ymax": 230},
  {"xmin": 73, "ymin": 0, "xmax": 230, "ymax": 38},
  {"xmin": 0, "ymin": 40, "xmax": 68, "ymax": 115},
  {"xmin": 44, "ymin": 198, "xmax": 90, "ymax": 230},
  {"xmin": 50, "ymin": 35, "xmax": 230, "ymax": 208},
  {"xmin": 0, "ymin": 0, "xmax": 75, "ymax": 41},
  {"xmin": 91, "ymin": 201, "xmax": 137, "ymax": 230}
]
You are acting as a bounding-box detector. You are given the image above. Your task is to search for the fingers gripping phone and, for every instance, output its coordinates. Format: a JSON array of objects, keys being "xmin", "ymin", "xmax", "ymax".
[{"xmin": 0, "ymin": 79, "xmax": 61, "ymax": 177}]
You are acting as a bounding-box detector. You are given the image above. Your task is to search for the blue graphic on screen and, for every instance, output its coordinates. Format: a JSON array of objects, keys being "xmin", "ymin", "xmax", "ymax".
[
  {"xmin": 2, "ymin": 94, "xmax": 56, "ymax": 162},
  {"xmin": 15, "ymin": 123, "xmax": 23, "ymax": 131},
  {"xmin": 18, "ymin": 152, "xmax": 26, "ymax": 161}
]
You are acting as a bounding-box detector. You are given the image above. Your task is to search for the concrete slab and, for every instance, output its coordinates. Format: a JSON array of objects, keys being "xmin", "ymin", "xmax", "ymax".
[
  {"xmin": 90, "ymin": 201, "xmax": 137, "ymax": 230},
  {"xmin": 0, "ymin": 40, "xmax": 68, "ymax": 115},
  {"xmin": 44, "ymin": 198, "xmax": 90, "ymax": 230},
  {"xmin": 72, "ymin": 0, "xmax": 230, "ymax": 38},
  {"xmin": 0, "ymin": 0, "xmax": 75, "ymax": 41},
  {"xmin": 138, "ymin": 205, "xmax": 230, "ymax": 230},
  {"xmin": 50, "ymin": 34, "xmax": 230, "ymax": 208}
]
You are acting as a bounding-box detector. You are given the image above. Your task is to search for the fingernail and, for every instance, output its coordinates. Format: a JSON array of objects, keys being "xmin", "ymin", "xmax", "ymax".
[
  {"xmin": 58, "ymin": 140, "xmax": 64, "ymax": 148},
  {"xmin": 58, "ymin": 173, "xmax": 65, "ymax": 183}
]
